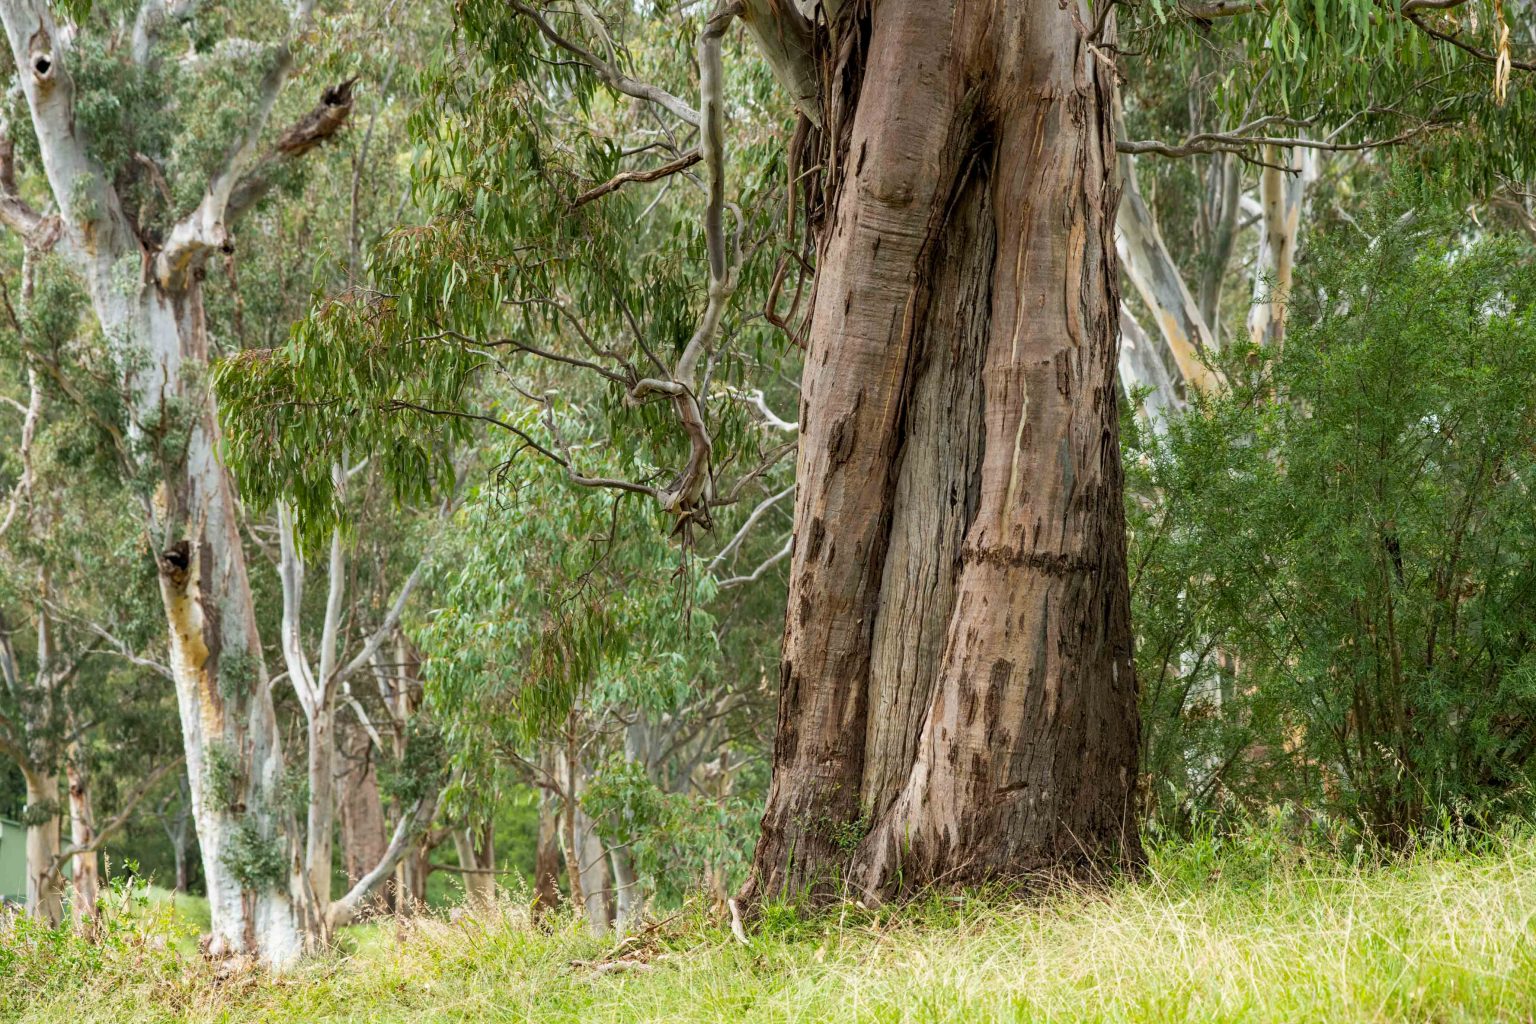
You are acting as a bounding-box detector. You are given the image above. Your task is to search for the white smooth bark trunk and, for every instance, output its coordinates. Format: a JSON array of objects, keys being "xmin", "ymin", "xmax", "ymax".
[
  {"xmin": 1118, "ymin": 305, "xmax": 1181, "ymax": 431},
  {"xmin": 609, "ymin": 845, "xmax": 641, "ymax": 932},
  {"xmin": 1247, "ymin": 145, "xmax": 1317, "ymax": 350},
  {"xmin": 1117, "ymin": 152, "xmax": 1221, "ymax": 395},
  {"xmin": 23, "ymin": 769, "xmax": 63, "ymax": 926},
  {"xmin": 141, "ymin": 290, "xmax": 303, "ymax": 967},
  {"xmin": 304, "ymin": 704, "xmax": 336, "ymax": 936},
  {"xmin": 0, "ymin": 0, "xmax": 304, "ymax": 965},
  {"xmin": 554, "ymin": 746, "xmax": 613, "ymax": 932},
  {"xmin": 452, "ymin": 826, "xmax": 496, "ymax": 908}
]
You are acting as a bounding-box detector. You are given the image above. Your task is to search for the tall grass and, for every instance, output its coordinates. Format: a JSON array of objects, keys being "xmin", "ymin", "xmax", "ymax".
[{"xmin": 7, "ymin": 827, "xmax": 1536, "ymax": 1023}]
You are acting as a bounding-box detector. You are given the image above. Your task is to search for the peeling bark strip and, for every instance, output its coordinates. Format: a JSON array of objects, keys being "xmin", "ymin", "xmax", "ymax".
[{"xmin": 748, "ymin": 0, "xmax": 1141, "ymax": 902}]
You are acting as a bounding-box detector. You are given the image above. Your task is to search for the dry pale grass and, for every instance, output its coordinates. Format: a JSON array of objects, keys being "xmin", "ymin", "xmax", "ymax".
[{"xmin": 7, "ymin": 833, "xmax": 1536, "ymax": 1023}]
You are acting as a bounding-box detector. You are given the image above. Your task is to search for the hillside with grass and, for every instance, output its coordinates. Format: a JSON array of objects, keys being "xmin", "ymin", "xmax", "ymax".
[
  {"xmin": 9, "ymin": 830, "xmax": 1536, "ymax": 1024},
  {"xmin": 8, "ymin": 1, "xmax": 1536, "ymax": 1021}
]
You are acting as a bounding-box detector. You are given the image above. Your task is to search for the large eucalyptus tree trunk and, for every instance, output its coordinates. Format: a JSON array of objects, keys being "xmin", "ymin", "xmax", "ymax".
[
  {"xmin": 748, "ymin": 0, "xmax": 1141, "ymax": 900},
  {"xmin": 0, "ymin": 0, "xmax": 342, "ymax": 964},
  {"xmin": 141, "ymin": 285, "xmax": 302, "ymax": 962}
]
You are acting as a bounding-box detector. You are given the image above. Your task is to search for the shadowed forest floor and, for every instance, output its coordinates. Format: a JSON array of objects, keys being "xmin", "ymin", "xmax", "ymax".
[{"xmin": 7, "ymin": 829, "xmax": 1536, "ymax": 1023}]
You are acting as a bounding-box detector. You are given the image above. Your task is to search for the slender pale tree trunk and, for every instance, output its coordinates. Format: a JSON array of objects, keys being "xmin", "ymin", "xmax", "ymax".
[
  {"xmin": 574, "ymin": 811, "xmax": 613, "ymax": 931},
  {"xmin": 171, "ymin": 821, "xmax": 191, "ymax": 893},
  {"xmin": 609, "ymin": 845, "xmax": 641, "ymax": 931},
  {"xmin": 303, "ymin": 704, "xmax": 336, "ymax": 934},
  {"xmin": 554, "ymin": 742, "xmax": 614, "ymax": 931},
  {"xmin": 396, "ymin": 844, "xmax": 429, "ymax": 913},
  {"xmin": 1195, "ymin": 153, "xmax": 1243, "ymax": 338},
  {"xmin": 452, "ymin": 824, "xmax": 496, "ymax": 908},
  {"xmin": 1247, "ymin": 145, "xmax": 1316, "ymax": 350},
  {"xmin": 65, "ymin": 745, "xmax": 99, "ymax": 926},
  {"xmin": 749, "ymin": 0, "xmax": 1140, "ymax": 901},
  {"xmin": 23, "ymin": 768, "xmax": 63, "ymax": 925}
]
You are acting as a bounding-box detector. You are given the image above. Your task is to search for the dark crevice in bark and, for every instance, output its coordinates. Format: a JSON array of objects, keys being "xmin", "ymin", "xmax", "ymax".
[
  {"xmin": 862, "ymin": 139, "xmax": 995, "ymax": 823},
  {"xmin": 749, "ymin": 0, "xmax": 1141, "ymax": 909}
]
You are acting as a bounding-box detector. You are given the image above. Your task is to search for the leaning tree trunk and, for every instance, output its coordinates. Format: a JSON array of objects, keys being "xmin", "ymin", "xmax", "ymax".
[
  {"xmin": 23, "ymin": 768, "xmax": 63, "ymax": 925},
  {"xmin": 748, "ymin": 0, "xmax": 1141, "ymax": 901}
]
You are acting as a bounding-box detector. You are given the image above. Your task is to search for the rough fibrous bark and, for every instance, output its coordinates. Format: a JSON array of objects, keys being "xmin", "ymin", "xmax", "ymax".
[
  {"xmin": 748, "ymin": 0, "xmax": 1141, "ymax": 902},
  {"xmin": 532, "ymin": 786, "xmax": 562, "ymax": 919},
  {"xmin": 337, "ymin": 717, "xmax": 391, "ymax": 910}
]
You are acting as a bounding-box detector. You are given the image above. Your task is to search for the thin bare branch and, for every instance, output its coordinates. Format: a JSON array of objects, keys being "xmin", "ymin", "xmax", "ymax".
[
  {"xmin": 717, "ymin": 532, "xmax": 791, "ymax": 588},
  {"xmin": 572, "ymin": 148, "xmax": 702, "ymax": 207},
  {"xmin": 48, "ymin": 757, "xmax": 183, "ymax": 871},
  {"xmin": 708, "ymin": 483, "xmax": 794, "ymax": 573}
]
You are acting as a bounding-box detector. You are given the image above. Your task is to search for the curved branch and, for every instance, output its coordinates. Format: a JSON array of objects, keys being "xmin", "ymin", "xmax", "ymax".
[
  {"xmin": 708, "ymin": 483, "xmax": 794, "ymax": 573},
  {"xmin": 47, "ymin": 757, "xmax": 183, "ymax": 872},
  {"xmin": 717, "ymin": 533, "xmax": 791, "ymax": 588},
  {"xmin": 507, "ymin": 0, "xmax": 702, "ymax": 126},
  {"xmin": 1117, "ymin": 121, "xmax": 1450, "ymax": 160},
  {"xmin": 572, "ymin": 148, "xmax": 701, "ymax": 207},
  {"xmin": 327, "ymin": 788, "xmax": 442, "ymax": 929},
  {"xmin": 153, "ymin": 1, "xmax": 331, "ymax": 286}
]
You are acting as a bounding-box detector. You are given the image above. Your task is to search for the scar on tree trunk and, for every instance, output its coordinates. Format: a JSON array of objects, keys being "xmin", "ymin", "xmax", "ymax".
[{"xmin": 746, "ymin": 0, "xmax": 1141, "ymax": 905}]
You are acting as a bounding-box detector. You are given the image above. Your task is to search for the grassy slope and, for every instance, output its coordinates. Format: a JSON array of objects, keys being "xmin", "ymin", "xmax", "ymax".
[{"xmin": 7, "ymin": 834, "xmax": 1536, "ymax": 1023}]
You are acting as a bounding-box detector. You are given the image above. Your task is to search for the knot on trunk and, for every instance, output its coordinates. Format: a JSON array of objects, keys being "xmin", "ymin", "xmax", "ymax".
[
  {"xmin": 27, "ymin": 27, "xmax": 54, "ymax": 87},
  {"xmin": 159, "ymin": 539, "xmax": 193, "ymax": 587}
]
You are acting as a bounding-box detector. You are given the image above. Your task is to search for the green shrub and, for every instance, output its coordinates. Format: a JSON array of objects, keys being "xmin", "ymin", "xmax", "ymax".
[{"xmin": 1130, "ymin": 187, "xmax": 1536, "ymax": 839}]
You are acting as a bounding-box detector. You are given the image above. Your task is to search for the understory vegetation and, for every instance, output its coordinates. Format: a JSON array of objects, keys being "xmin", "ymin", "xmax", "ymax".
[{"xmin": 10, "ymin": 825, "xmax": 1536, "ymax": 1023}]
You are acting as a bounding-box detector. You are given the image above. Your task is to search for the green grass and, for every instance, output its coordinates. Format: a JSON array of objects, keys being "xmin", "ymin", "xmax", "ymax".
[{"xmin": 7, "ymin": 832, "xmax": 1536, "ymax": 1022}]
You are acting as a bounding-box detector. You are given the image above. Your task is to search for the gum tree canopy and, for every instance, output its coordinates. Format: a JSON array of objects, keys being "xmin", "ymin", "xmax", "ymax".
[{"xmin": 217, "ymin": 0, "xmax": 1536, "ymax": 910}]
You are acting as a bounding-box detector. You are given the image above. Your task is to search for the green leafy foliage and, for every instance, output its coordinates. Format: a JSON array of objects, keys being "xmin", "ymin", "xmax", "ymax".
[
  {"xmin": 1123, "ymin": 0, "xmax": 1536, "ymax": 188},
  {"xmin": 581, "ymin": 752, "xmax": 761, "ymax": 903},
  {"xmin": 1131, "ymin": 184, "xmax": 1536, "ymax": 837},
  {"xmin": 215, "ymin": 0, "xmax": 799, "ymax": 551},
  {"xmin": 222, "ymin": 819, "xmax": 287, "ymax": 891},
  {"xmin": 420, "ymin": 433, "xmax": 716, "ymax": 788}
]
